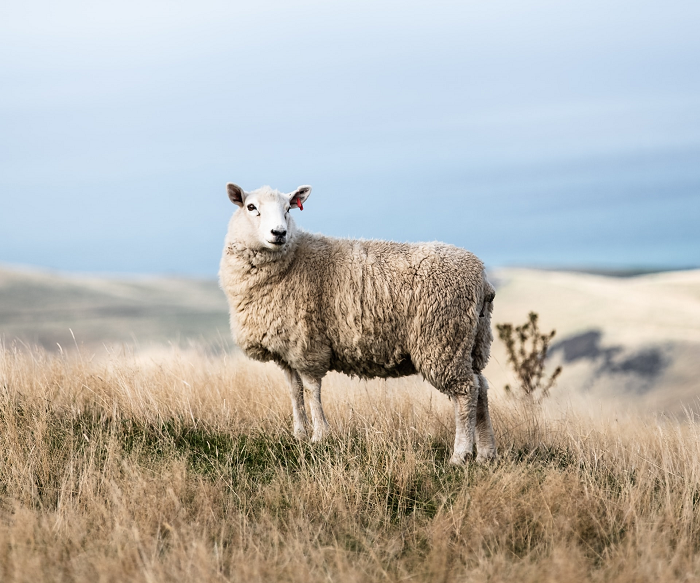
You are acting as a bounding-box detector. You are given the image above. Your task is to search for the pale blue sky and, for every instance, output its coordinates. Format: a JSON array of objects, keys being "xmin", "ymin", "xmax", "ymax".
[{"xmin": 1, "ymin": 0, "xmax": 699, "ymax": 275}]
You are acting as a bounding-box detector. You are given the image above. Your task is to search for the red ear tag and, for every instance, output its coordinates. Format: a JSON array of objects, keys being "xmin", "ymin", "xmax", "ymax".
[{"xmin": 298, "ymin": 200, "xmax": 303, "ymax": 211}]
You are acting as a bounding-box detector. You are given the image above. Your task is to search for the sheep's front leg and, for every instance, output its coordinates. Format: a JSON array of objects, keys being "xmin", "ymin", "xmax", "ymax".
[
  {"xmin": 449, "ymin": 375, "xmax": 479, "ymax": 465},
  {"xmin": 300, "ymin": 374, "xmax": 330, "ymax": 442},
  {"xmin": 283, "ymin": 368, "xmax": 308, "ymax": 439}
]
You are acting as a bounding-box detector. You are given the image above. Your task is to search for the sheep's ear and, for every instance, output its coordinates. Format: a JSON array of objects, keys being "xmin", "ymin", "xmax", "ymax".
[
  {"xmin": 227, "ymin": 183, "xmax": 246, "ymax": 207},
  {"xmin": 289, "ymin": 185, "xmax": 311, "ymax": 210}
]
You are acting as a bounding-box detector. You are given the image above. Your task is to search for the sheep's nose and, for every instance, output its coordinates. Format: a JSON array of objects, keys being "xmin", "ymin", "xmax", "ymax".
[{"xmin": 271, "ymin": 228, "xmax": 287, "ymax": 238}]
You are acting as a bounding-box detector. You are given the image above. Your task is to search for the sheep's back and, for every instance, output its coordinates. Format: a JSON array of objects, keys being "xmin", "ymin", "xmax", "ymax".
[{"xmin": 298, "ymin": 236, "xmax": 485, "ymax": 380}]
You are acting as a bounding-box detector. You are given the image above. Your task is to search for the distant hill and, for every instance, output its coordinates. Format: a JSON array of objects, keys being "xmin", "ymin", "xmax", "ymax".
[
  {"xmin": 0, "ymin": 264, "xmax": 230, "ymax": 350},
  {"xmin": 2, "ymin": 263, "xmax": 699, "ymax": 413},
  {"xmin": 485, "ymin": 268, "xmax": 700, "ymax": 414}
]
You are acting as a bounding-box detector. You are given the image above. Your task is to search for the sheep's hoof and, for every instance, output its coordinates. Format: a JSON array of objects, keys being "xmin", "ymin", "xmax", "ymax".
[
  {"xmin": 311, "ymin": 430, "xmax": 329, "ymax": 443},
  {"xmin": 310, "ymin": 421, "xmax": 330, "ymax": 443},
  {"xmin": 476, "ymin": 451, "xmax": 498, "ymax": 463},
  {"xmin": 449, "ymin": 453, "xmax": 470, "ymax": 466},
  {"xmin": 293, "ymin": 427, "xmax": 308, "ymax": 440}
]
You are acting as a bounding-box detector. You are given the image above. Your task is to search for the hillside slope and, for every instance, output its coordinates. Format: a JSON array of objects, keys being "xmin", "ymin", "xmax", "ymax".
[
  {"xmin": 0, "ymin": 264, "xmax": 230, "ymax": 350},
  {"xmin": 485, "ymin": 268, "xmax": 700, "ymax": 413}
]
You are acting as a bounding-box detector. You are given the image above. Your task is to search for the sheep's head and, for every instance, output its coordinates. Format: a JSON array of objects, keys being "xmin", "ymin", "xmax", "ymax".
[{"xmin": 226, "ymin": 184, "xmax": 311, "ymax": 251}]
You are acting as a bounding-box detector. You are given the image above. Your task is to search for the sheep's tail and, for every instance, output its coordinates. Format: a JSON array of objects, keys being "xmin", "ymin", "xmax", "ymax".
[{"xmin": 473, "ymin": 275, "xmax": 495, "ymax": 372}]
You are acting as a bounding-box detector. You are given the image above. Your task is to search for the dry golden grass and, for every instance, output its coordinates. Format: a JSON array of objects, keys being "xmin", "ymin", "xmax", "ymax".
[{"xmin": 2, "ymin": 343, "xmax": 700, "ymax": 582}]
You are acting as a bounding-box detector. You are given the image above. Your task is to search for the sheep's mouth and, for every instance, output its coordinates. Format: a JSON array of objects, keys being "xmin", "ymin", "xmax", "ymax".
[{"xmin": 267, "ymin": 238, "xmax": 286, "ymax": 247}]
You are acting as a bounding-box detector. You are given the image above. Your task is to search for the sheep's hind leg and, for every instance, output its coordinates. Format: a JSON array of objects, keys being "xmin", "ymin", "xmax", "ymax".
[
  {"xmin": 449, "ymin": 374, "xmax": 479, "ymax": 465},
  {"xmin": 283, "ymin": 368, "xmax": 308, "ymax": 439},
  {"xmin": 300, "ymin": 374, "xmax": 330, "ymax": 442},
  {"xmin": 475, "ymin": 374, "xmax": 497, "ymax": 462}
]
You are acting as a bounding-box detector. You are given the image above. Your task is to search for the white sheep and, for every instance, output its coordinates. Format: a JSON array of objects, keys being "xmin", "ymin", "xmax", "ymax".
[{"xmin": 219, "ymin": 183, "xmax": 497, "ymax": 464}]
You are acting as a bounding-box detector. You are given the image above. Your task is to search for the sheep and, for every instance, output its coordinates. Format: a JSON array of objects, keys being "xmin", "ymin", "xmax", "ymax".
[{"xmin": 219, "ymin": 183, "xmax": 497, "ymax": 464}]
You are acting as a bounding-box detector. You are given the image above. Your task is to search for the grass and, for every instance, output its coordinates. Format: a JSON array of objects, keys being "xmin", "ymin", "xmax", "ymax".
[{"xmin": 2, "ymin": 345, "xmax": 700, "ymax": 581}]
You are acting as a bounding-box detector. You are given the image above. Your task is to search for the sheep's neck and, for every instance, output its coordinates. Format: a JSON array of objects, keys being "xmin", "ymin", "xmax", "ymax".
[{"xmin": 225, "ymin": 239, "xmax": 297, "ymax": 276}]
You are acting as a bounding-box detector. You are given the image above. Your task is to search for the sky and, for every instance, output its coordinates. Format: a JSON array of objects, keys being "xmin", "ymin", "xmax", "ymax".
[{"xmin": 1, "ymin": 0, "xmax": 699, "ymax": 275}]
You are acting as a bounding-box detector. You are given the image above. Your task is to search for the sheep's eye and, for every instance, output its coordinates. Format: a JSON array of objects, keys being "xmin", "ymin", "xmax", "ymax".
[{"xmin": 247, "ymin": 204, "xmax": 256, "ymax": 212}]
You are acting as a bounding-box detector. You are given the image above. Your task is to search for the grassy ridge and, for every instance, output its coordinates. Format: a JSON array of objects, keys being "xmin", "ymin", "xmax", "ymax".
[{"xmin": 1, "ymin": 346, "xmax": 700, "ymax": 582}]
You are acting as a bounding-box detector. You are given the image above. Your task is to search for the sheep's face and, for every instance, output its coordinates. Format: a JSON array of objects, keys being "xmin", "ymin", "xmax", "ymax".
[{"xmin": 226, "ymin": 184, "xmax": 311, "ymax": 251}]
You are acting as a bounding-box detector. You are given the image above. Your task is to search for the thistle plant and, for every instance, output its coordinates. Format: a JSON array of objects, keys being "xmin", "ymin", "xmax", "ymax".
[{"xmin": 496, "ymin": 312, "xmax": 562, "ymax": 401}]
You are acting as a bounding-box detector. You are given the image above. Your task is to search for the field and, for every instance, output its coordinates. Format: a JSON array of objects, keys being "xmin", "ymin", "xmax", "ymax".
[{"xmin": 3, "ymin": 345, "xmax": 700, "ymax": 582}]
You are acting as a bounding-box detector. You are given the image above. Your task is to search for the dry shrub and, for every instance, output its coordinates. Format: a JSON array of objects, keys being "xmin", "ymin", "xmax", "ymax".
[
  {"xmin": 496, "ymin": 311, "xmax": 562, "ymax": 402},
  {"xmin": 1, "ymin": 342, "xmax": 700, "ymax": 582}
]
